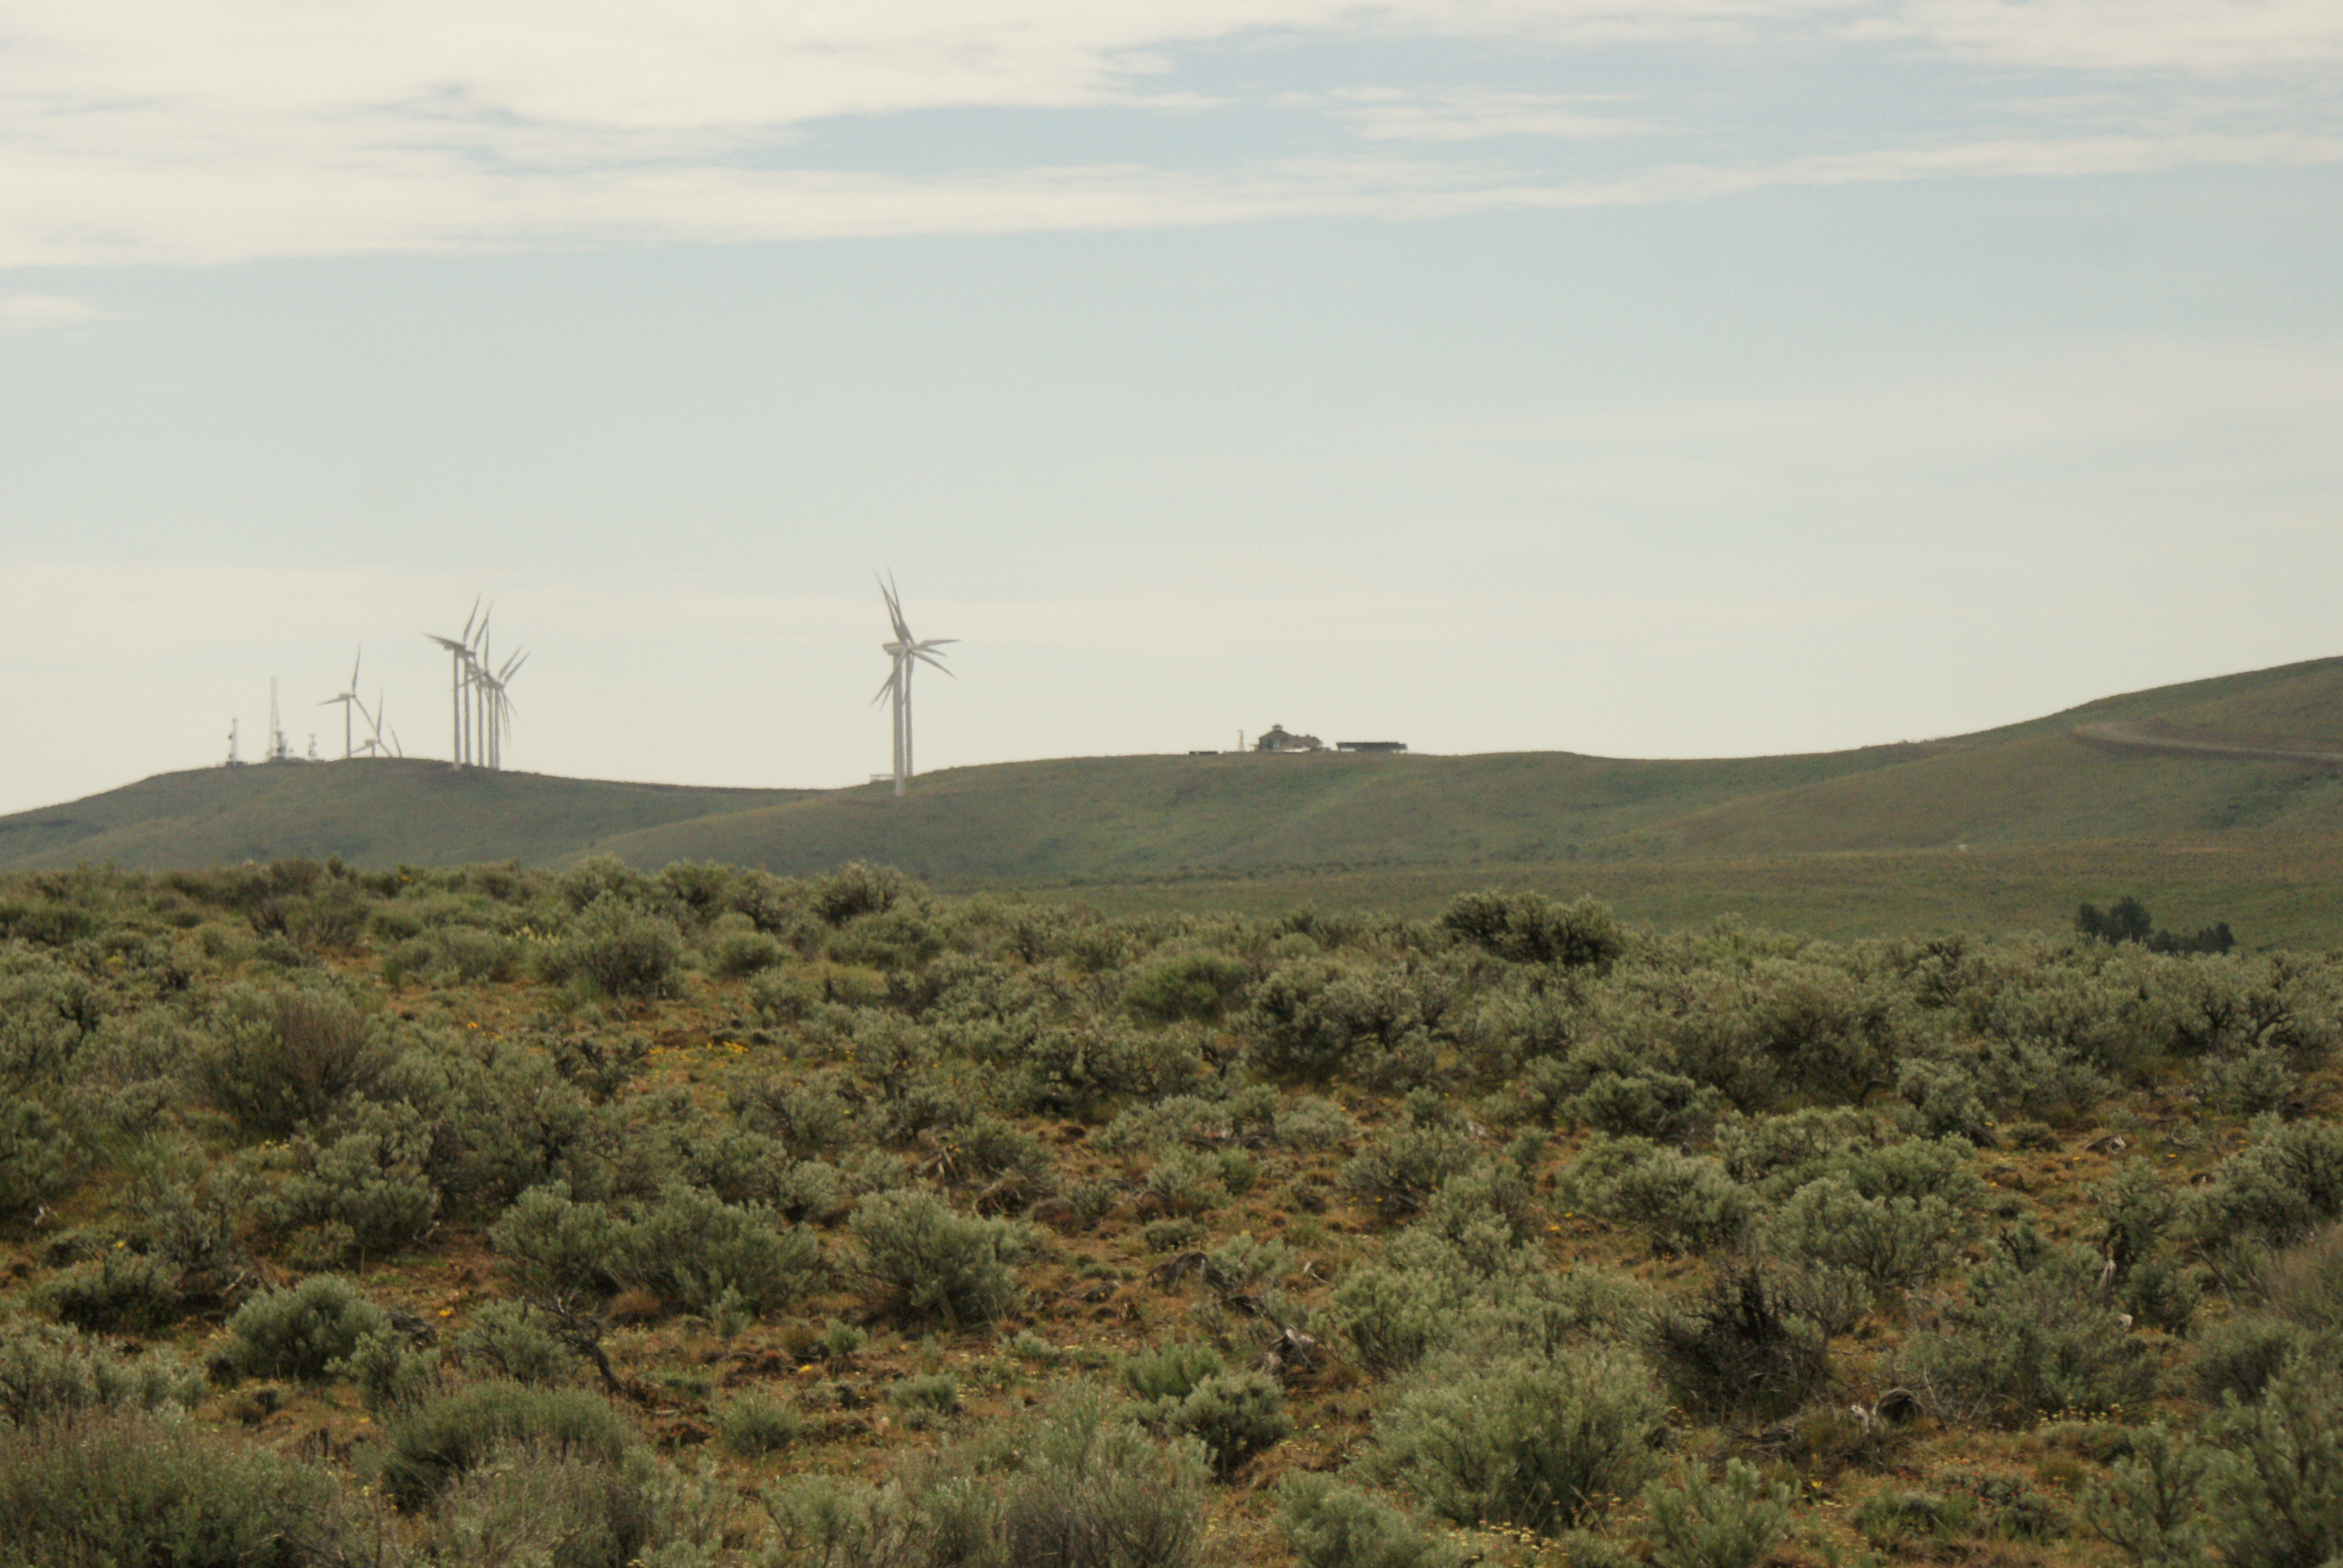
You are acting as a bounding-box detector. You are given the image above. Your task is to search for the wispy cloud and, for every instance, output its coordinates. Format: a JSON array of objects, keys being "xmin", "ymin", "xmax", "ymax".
[
  {"xmin": 0, "ymin": 293, "xmax": 116, "ymax": 332},
  {"xmin": 0, "ymin": 1, "xmax": 2334, "ymax": 266},
  {"xmin": 1306, "ymin": 87, "xmax": 1659, "ymax": 142}
]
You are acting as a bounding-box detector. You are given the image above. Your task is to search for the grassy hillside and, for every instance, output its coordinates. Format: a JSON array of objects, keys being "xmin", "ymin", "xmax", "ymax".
[
  {"xmin": 10, "ymin": 653, "xmax": 2343, "ymax": 942},
  {"xmin": 0, "ymin": 759, "xmax": 814, "ymax": 872}
]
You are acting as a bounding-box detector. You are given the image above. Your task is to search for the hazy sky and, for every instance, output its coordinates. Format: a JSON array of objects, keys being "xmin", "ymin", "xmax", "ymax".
[{"xmin": 4, "ymin": 1, "xmax": 2339, "ymax": 812}]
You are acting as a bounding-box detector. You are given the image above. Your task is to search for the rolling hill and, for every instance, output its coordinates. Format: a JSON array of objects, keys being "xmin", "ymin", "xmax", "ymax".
[{"xmin": 8, "ymin": 654, "xmax": 2343, "ymax": 941}]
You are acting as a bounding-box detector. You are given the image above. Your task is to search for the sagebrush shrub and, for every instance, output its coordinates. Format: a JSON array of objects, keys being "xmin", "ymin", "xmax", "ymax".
[
  {"xmin": 422, "ymin": 1443, "xmax": 657, "ymax": 1568},
  {"xmin": 1565, "ymin": 1137, "xmax": 1755, "ymax": 1255},
  {"xmin": 0, "ymin": 1096, "xmax": 74, "ymax": 1216},
  {"xmin": 717, "ymin": 1389, "xmax": 803, "ymax": 1456},
  {"xmin": 223, "ymin": 1273, "xmax": 392, "ymax": 1384},
  {"xmin": 1124, "ymin": 950, "xmax": 1255, "ymax": 1022},
  {"xmin": 850, "ymin": 1188, "xmax": 1033, "ymax": 1327},
  {"xmin": 1639, "ymin": 1459, "xmax": 1792, "ymax": 1568},
  {"xmin": 0, "ymin": 1413, "xmax": 342, "ymax": 1567},
  {"xmin": 1653, "ymin": 1263, "xmax": 1837, "ymax": 1421},
  {"xmin": 1892, "ymin": 1232, "xmax": 2154, "ymax": 1426},
  {"xmin": 0, "ymin": 1317, "xmax": 203, "ymax": 1424},
  {"xmin": 625, "ymin": 1183, "xmax": 820, "ymax": 1318},
  {"xmin": 453, "ymin": 1299, "xmax": 582, "ymax": 1385},
  {"xmin": 1342, "ymin": 1122, "xmax": 1481, "ymax": 1221},
  {"xmin": 1278, "ymin": 1474, "xmax": 1466, "ymax": 1568},
  {"xmin": 542, "ymin": 895, "xmax": 684, "ymax": 999},
  {"xmin": 762, "ymin": 1383, "xmax": 1209, "ymax": 1568},
  {"xmin": 200, "ymin": 985, "xmax": 396, "ymax": 1138},
  {"xmin": 379, "ymin": 1380, "xmax": 641, "ymax": 1508},
  {"xmin": 1158, "ymin": 1370, "xmax": 1292, "ymax": 1479},
  {"xmin": 490, "ymin": 1183, "xmax": 630, "ymax": 1301},
  {"xmin": 2203, "ymin": 1355, "xmax": 2343, "ymax": 1567},
  {"xmin": 1122, "ymin": 1341, "xmax": 1226, "ymax": 1405},
  {"xmin": 1772, "ymin": 1176, "xmax": 1970, "ymax": 1293},
  {"xmin": 1440, "ymin": 891, "xmax": 1625, "ymax": 970},
  {"xmin": 1365, "ymin": 1343, "xmax": 1668, "ymax": 1533}
]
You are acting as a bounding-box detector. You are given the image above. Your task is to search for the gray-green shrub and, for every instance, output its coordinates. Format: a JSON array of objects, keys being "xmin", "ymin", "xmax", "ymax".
[
  {"xmin": 1278, "ymin": 1474, "xmax": 1466, "ymax": 1568},
  {"xmin": 379, "ymin": 1380, "xmax": 642, "ymax": 1508},
  {"xmin": 1156, "ymin": 1370, "xmax": 1292, "ymax": 1479},
  {"xmin": 1639, "ymin": 1459, "xmax": 1792, "ymax": 1568},
  {"xmin": 0, "ymin": 1317, "xmax": 203, "ymax": 1424},
  {"xmin": 1363, "ymin": 1343, "xmax": 1668, "ymax": 1533},
  {"xmin": 850, "ymin": 1187, "xmax": 1034, "ymax": 1327},
  {"xmin": 221, "ymin": 1273, "xmax": 392, "ymax": 1383}
]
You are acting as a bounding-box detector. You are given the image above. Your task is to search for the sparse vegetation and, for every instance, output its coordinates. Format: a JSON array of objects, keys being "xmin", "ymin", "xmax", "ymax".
[{"xmin": 0, "ymin": 854, "xmax": 2339, "ymax": 1564}]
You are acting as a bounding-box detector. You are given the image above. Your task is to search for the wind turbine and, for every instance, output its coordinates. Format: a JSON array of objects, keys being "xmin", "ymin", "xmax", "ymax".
[
  {"xmin": 871, "ymin": 573, "xmax": 955, "ymax": 798},
  {"xmin": 319, "ymin": 648, "xmax": 364, "ymax": 760},
  {"xmin": 425, "ymin": 596, "xmax": 482, "ymax": 768},
  {"xmin": 474, "ymin": 647, "xmax": 526, "ymax": 770}
]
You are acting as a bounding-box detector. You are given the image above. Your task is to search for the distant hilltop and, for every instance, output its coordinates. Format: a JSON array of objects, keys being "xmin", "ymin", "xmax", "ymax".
[{"xmin": 1254, "ymin": 725, "xmax": 1407, "ymax": 754}]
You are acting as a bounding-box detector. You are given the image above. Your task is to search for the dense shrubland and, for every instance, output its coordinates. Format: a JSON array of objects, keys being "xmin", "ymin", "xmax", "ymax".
[{"xmin": 0, "ymin": 859, "xmax": 2340, "ymax": 1563}]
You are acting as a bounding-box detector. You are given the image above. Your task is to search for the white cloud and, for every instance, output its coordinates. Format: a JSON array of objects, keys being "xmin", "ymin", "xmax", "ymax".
[
  {"xmin": 0, "ymin": 1, "xmax": 2333, "ymax": 266},
  {"xmin": 0, "ymin": 293, "xmax": 116, "ymax": 332},
  {"xmin": 1872, "ymin": 0, "xmax": 2343, "ymax": 72},
  {"xmin": 1311, "ymin": 87, "xmax": 1659, "ymax": 141}
]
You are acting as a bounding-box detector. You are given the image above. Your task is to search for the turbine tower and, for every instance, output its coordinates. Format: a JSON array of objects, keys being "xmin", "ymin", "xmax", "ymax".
[
  {"xmin": 871, "ymin": 573, "xmax": 955, "ymax": 798},
  {"xmin": 425, "ymin": 597, "xmax": 483, "ymax": 768},
  {"xmin": 319, "ymin": 648, "xmax": 364, "ymax": 759}
]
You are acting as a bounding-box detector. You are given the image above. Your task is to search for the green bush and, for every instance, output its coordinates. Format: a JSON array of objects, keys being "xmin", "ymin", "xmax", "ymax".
[
  {"xmin": 1157, "ymin": 1370, "xmax": 1291, "ymax": 1479},
  {"xmin": 624, "ymin": 1183, "xmax": 820, "ymax": 1318},
  {"xmin": 1772, "ymin": 1175, "xmax": 1971, "ymax": 1293},
  {"xmin": 252, "ymin": 1105, "xmax": 441, "ymax": 1258},
  {"xmin": 2203, "ymin": 1355, "xmax": 2343, "ymax": 1566},
  {"xmin": 717, "ymin": 1388, "xmax": 804, "ymax": 1456},
  {"xmin": 1342, "ymin": 1122, "xmax": 1481, "ymax": 1221},
  {"xmin": 198, "ymin": 985, "xmax": 397, "ymax": 1138},
  {"xmin": 0, "ymin": 1097, "xmax": 74, "ymax": 1217},
  {"xmin": 379, "ymin": 1380, "xmax": 642, "ymax": 1508},
  {"xmin": 222, "ymin": 1273, "xmax": 392, "ymax": 1383},
  {"xmin": 420, "ymin": 1443, "xmax": 657, "ymax": 1568},
  {"xmin": 542, "ymin": 895, "xmax": 685, "ymax": 999},
  {"xmin": 1440, "ymin": 892, "xmax": 1625, "ymax": 970},
  {"xmin": 1565, "ymin": 1137, "xmax": 1755, "ymax": 1255},
  {"xmin": 887, "ymin": 1373, "xmax": 961, "ymax": 1416},
  {"xmin": 0, "ymin": 1413, "xmax": 342, "ymax": 1567},
  {"xmin": 2083, "ymin": 1423, "xmax": 2210, "ymax": 1567},
  {"xmin": 712, "ymin": 929, "xmax": 785, "ymax": 978},
  {"xmin": 762, "ymin": 1383, "xmax": 1208, "ymax": 1568},
  {"xmin": 850, "ymin": 1188, "xmax": 1034, "ymax": 1327},
  {"xmin": 1278, "ymin": 1473, "xmax": 1466, "ymax": 1568},
  {"xmin": 1248, "ymin": 958, "xmax": 1441, "ymax": 1085},
  {"xmin": 0, "ymin": 1317, "xmax": 203, "ymax": 1424},
  {"xmin": 453, "ymin": 1299, "xmax": 582, "ymax": 1385},
  {"xmin": 1363, "ymin": 1343, "xmax": 1668, "ymax": 1533},
  {"xmin": 1125, "ymin": 950, "xmax": 1255, "ymax": 1022},
  {"xmin": 1639, "ymin": 1459, "xmax": 1792, "ymax": 1568},
  {"xmin": 2193, "ymin": 1313, "xmax": 2314, "ymax": 1405},
  {"xmin": 39, "ymin": 1250, "xmax": 184, "ymax": 1334},
  {"xmin": 2189, "ymin": 1116, "xmax": 2343, "ymax": 1251},
  {"xmin": 1122, "ymin": 1341, "xmax": 1226, "ymax": 1405},
  {"xmin": 1653, "ymin": 1263, "xmax": 1840, "ymax": 1422},
  {"xmin": 1892, "ymin": 1231, "xmax": 2154, "ymax": 1426},
  {"xmin": 490, "ymin": 1182, "xmax": 630, "ymax": 1301}
]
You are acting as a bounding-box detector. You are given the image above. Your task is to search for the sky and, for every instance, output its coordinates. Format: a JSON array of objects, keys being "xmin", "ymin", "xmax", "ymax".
[{"xmin": 2, "ymin": 1, "xmax": 2339, "ymax": 813}]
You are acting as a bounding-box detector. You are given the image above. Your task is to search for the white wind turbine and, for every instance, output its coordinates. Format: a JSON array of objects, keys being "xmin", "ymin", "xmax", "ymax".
[
  {"xmin": 353, "ymin": 689, "xmax": 401, "ymax": 759},
  {"xmin": 425, "ymin": 596, "xmax": 483, "ymax": 768},
  {"xmin": 318, "ymin": 648, "xmax": 364, "ymax": 760},
  {"xmin": 477, "ymin": 648, "xmax": 526, "ymax": 770},
  {"xmin": 871, "ymin": 573, "xmax": 955, "ymax": 798}
]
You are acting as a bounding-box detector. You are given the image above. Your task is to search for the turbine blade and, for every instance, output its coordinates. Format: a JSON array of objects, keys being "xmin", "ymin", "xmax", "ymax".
[{"xmin": 461, "ymin": 594, "xmax": 480, "ymax": 641}]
